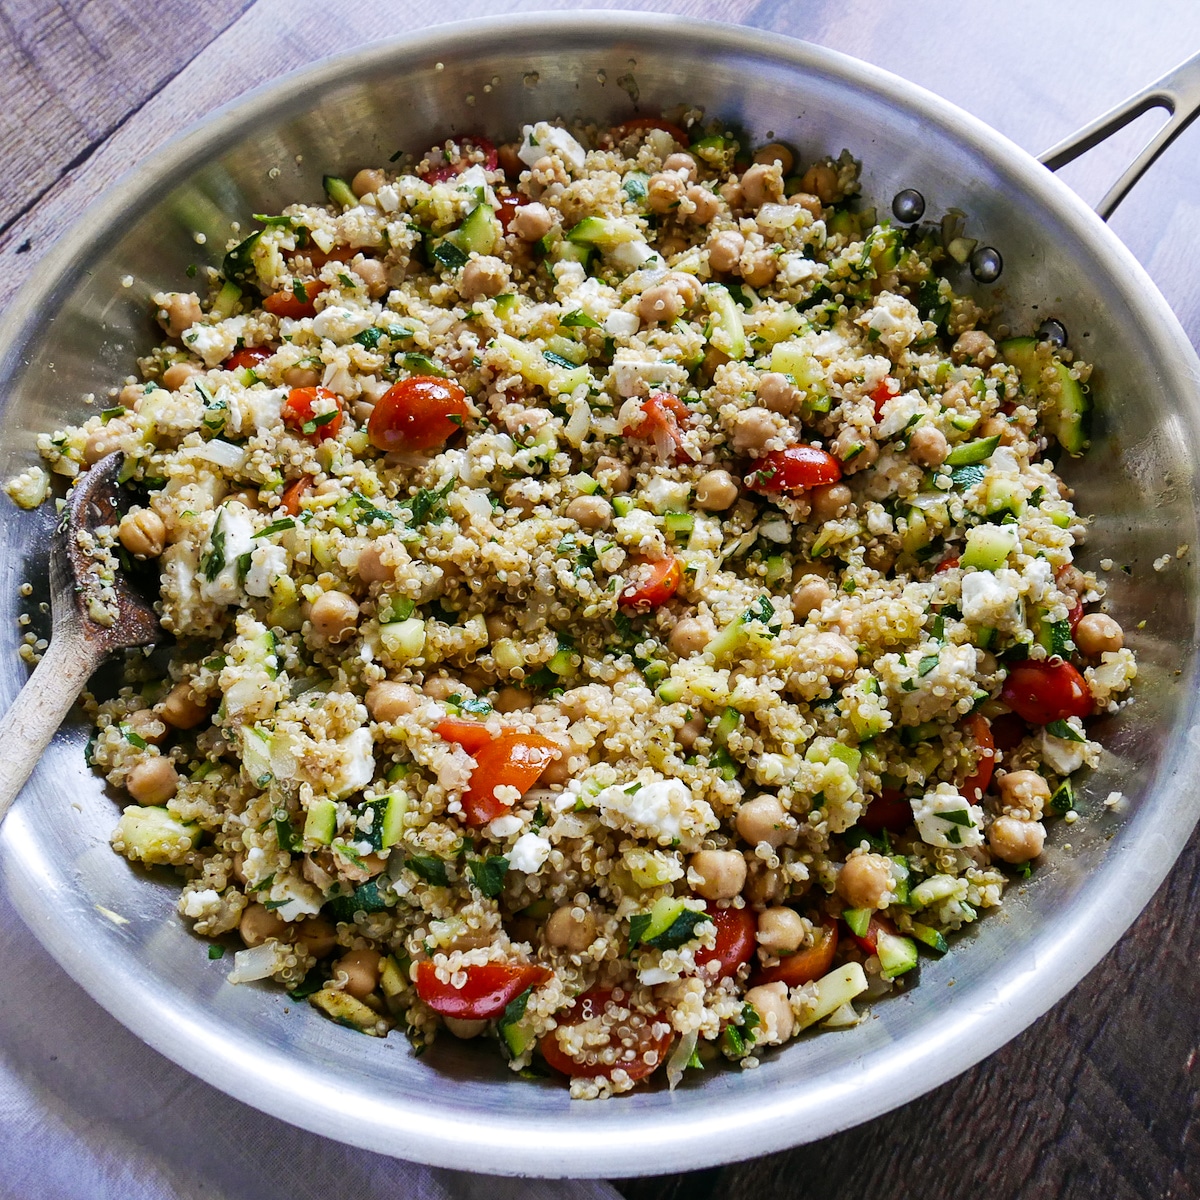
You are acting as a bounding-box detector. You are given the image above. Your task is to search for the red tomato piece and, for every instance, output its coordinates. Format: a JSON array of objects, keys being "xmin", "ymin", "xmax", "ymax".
[
  {"xmin": 282, "ymin": 386, "xmax": 344, "ymax": 442},
  {"xmin": 367, "ymin": 376, "xmax": 469, "ymax": 453},
  {"xmin": 619, "ymin": 555, "xmax": 682, "ymax": 609},
  {"xmin": 745, "ymin": 445, "xmax": 842, "ymax": 493},
  {"xmin": 496, "ymin": 194, "xmax": 522, "ymax": 234},
  {"xmin": 959, "ymin": 713, "xmax": 995, "ymax": 803},
  {"xmin": 849, "ymin": 913, "xmax": 897, "ymax": 957},
  {"xmin": 279, "ymin": 474, "xmax": 314, "ymax": 517},
  {"xmin": 224, "ymin": 345, "xmax": 273, "ymax": 372},
  {"xmin": 934, "ymin": 555, "xmax": 961, "ymax": 573},
  {"xmin": 419, "ymin": 136, "xmax": 498, "ymax": 183},
  {"xmin": 540, "ymin": 988, "xmax": 672, "ymax": 1082},
  {"xmin": 870, "ymin": 377, "xmax": 900, "ymax": 421},
  {"xmin": 415, "ymin": 960, "xmax": 551, "ymax": 1020},
  {"xmin": 461, "ymin": 732, "xmax": 559, "ymax": 826},
  {"xmin": 435, "ymin": 717, "xmax": 495, "ymax": 756},
  {"xmin": 752, "ymin": 919, "xmax": 838, "ymax": 987},
  {"xmin": 1001, "ymin": 659, "xmax": 1093, "ymax": 725},
  {"xmin": 990, "ymin": 711, "xmax": 1027, "ymax": 752},
  {"xmin": 859, "ymin": 787, "xmax": 912, "ymax": 834},
  {"xmin": 610, "ymin": 117, "xmax": 691, "ymax": 148},
  {"xmin": 1066, "ymin": 598, "xmax": 1085, "ymax": 632},
  {"xmin": 623, "ymin": 393, "xmax": 694, "ymax": 460},
  {"xmin": 263, "ymin": 281, "xmax": 327, "ymax": 319},
  {"xmin": 694, "ymin": 904, "xmax": 756, "ymax": 980},
  {"xmin": 300, "ymin": 244, "xmax": 354, "ymax": 270}
]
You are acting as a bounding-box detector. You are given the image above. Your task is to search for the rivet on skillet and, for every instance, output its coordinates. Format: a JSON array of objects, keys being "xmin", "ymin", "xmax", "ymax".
[
  {"xmin": 891, "ymin": 188, "xmax": 925, "ymax": 223},
  {"xmin": 970, "ymin": 246, "xmax": 1003, "ymax": 283},
  {"xmin": 1037, "ymin": 318, "xmax": 1068, "ymax": 347}
]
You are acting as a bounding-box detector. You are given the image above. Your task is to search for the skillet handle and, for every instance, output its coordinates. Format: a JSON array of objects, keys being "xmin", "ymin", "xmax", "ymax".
[{"xmin": 1040, "ymin": 50, "xmax": 1200, "ymax": 221}]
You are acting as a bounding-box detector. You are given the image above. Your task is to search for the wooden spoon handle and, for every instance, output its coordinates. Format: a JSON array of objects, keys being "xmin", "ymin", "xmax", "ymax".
[{"xmin": 0, "ymin": 630, "xmax": 104, "ymax": 827}]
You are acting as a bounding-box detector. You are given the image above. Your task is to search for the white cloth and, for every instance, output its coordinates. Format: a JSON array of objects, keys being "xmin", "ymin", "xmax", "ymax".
[{"xmin": 0, "ymin": 909, "xmax": 620, "ymax": 1200}]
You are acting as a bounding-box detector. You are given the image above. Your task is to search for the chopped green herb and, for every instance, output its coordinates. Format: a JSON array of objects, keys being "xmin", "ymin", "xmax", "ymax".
[
  {"xmin": 469, "ymin": 855, "xmax": 509, "ymax": 898},
  {"xmin": 208, "ymin": 944, "xmax": 226, "ymax": 960},
  {"xmin": 255, "ymin": 518, "xmax": 295, "ymax": 537},
  {"xmin": 407, "ymin": 855, "xmax": 450, "ymax": 886},
  {"xmin": 1045, "ymin": 719, "xmax": 1085, "ymax": 743},
  {"xmin": 201, "ymin": 512, "xmax": 226, "ymax": 582},
  {"xmin": 354, "ymin": 326, "xmax": 384, "ymax": 350},
  {"xmin": 561, "ymin": 309, "xmax": 601, "ymax": 329}
]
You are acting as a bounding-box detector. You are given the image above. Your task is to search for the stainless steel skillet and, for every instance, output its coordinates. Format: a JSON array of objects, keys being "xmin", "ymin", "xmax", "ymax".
[{"xmin": 1, "ymin": 12, "xmax": 1199, "ymax": 1179}]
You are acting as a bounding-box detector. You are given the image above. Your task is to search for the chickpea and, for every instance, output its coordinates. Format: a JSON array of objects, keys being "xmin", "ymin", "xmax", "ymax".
[
  {"xmin": 565, "ymin": 495, "xmax": 613, "ymax": 530},
  {"xmin": 979, "ymin": 414, "xmax": 1019, "ymax": 446},
  {"xmin": 952, "ymin": 330, "xmax": 997, "ymax": 367},
  {"xmin": 730, "ymin": 407, "xmax": 780, "ymax": 456},
  {"xmin": 799, "ymin": 163, "xmax": 840, "ymax": 205},
  {"xmin": 669, "ymin": 616, "xmax": 713, "ymax": 658},
  {"xmin": 126, "ymin": 757, "xmax": 179, "ymax": 806},
  {"xmin": 83, "ymin": 422, "xmax": 129, "ymax": 466},
  {"xmin": 812, "ymin": 631, "xmax": 858, "ymax": 678},
  {"xmin": 125, "ymin": 708, "xmax": 167, "ymax": 746},
  {"xmin": 461, "ymin": 255, "xmax": 508, "ymax": 299},
  {"xmin": 684, "ymin": 185, "xmax": 720, "ymax": 225},
  {"xmin": 157, "ymin": 682, "xmax": 208, "ymax": 730},
  {"xmin": 162, "ymin": 361, "xmax": 202, "ymax": 390},
  {"xmin": 662, "ymin": 152, "xmax": 698, "ymax": 181},
  {"xmin": 231, "ymin": 852, "xmax": 249, "ymax": 886},
  {"xmin": 1074, "ymin": 612, "xmax": 1124, "ymax": 656},
  {"xmin": 757, "ymin": 372, "xmax": 800, "ymax": 415},
  {"xmin": 351, "ymin": 167, "xmax": 386, "ymax": 197},
  {"xmin": 292, "ymin": 915, "xmax": 337, "ymax": 958},
  {"xmin": 647, "ymin": 171, "xmax": 685, "ymax": 214},
  {"xmin": 719, "ymin": 179, "xmax": 745, "ymax": 209},
  {"xmin": 831, "ymin": 427, "xmax": 878, "ymax": 474},
  {"xmin": 357, "ymin": 544, "xmax": 394, "ymax": 583},
  {"xmin": 444, "ymin": 1017, "xmax": 488, "ymax": 1039},
  {"xmin": 996, "ymin": 770, "xmax": 1051, "ymax": 820},
  {"xmin": 791, "ymin": 578, "xmax": 833, "ymax": 622},
  {"xmin": 757, "ymin": 906, "xmax": 807, "ymax": 955},
  {"xmin": 657, "ymin": 233, "xmax": 690, "ymax": 258},
  {"xmin": 695, "ymin": 468, "xmax": 739, "ymax": 511},
  {"xmin": 837, "ymin": 852, "xmax": 894, "ymax": 910},
  {"xmin": 118, "ymin": 508, "xmax": 166, "ymax": 558},
  {"xmin": 493, "ymin": 686, "xmax": 532, "ymax": 713},
  {"xmin": 240, "ymin": 903, "xmax": 287, "ymax": 948},
  {"xmin": 988, "ymin": 815, "xmax": 1046, "ymax": 864},
  {"xmin": 744, "ymin": 981, "xmax": 794, "ymax": 1044},
  {"xmin": 753, "ymin": 142, "xmax": 796, "ymax": 175},
  {"xmin": 638, "ymin": 283, "xmax": 687, "ymax": 325},
  {"xmin": 158, "ymin": 292, "xmax": 203, "ymax": 338},
  {"xmin": 809, "ymin": 482, "xmax": 852, "ymax": 523},
  {"xmin": 744, "ymin": 864, "xmax": 785, "ymax": 905},
  {"xmin": 366, "ymin": 681, "xmax": 420, "ymax": 723},
  {"xmin": 539, "ymin": 735, "xmax": 573, "ymax": 787},
  {"xmin": 740, "ymin": 162, "xmax": 784, "ymax": 210},
  {"xmin": 509, "ymin": 202, "xmax": 554, "ymax": 241},
  {"xmin": 282, "ymin": 365, "xmax": 321, "ymax": 389},
  {"xmin": 676, "ymin": 712, "xmax": 708, "ymax": 751},
  {"xmin": 736, "ymin": 794, "xmax": 789, "ymax": 848},
  {"xmin": 706, "ymin": 229, "xmax": 745, "ymax": 274},
  {"xmin": 788, "ymin": 192, "xmax": 823, "ymax": 219},
  {"xmin": 544, "ymin": 904, "xmax": 597, "ymax": 953},
  {"xmin": 353, "ymin": 256, "xmax": 389, "ymax": 299},
  {"xmin": 908, "ymin": 425, "xmax": 949, "ymax": 468},
  {"xmin": 690, "ymin": 849, "xmax": 747, "ymax": 900},
  {"xmin": 1058, "ymin": 564, "xmax": 1087, "ymax": 596},
  {"xmin": 334, "ymin": 948, "xmax": 383, "ymax": 999},
  {"xmin": 595, "ymin": 455, "xmax": 632, "ymax": 494},
  {"xmin": 741, "ymin": 250, "xmax": 778, "ymax": 289},
  {"xmin": 308, "ymin": 590, "xmax": 359, "ymax": 644},
  {"xmin": 485, "ymin": 613, "xmax": 514, "ymax": 642},
  {"xmin": 422, "ymin": 675, "xmax": 461, "ymax": 701}
]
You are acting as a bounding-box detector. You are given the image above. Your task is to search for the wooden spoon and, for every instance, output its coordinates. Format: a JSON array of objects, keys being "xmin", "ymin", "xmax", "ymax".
[{"xmin": 0, "ymin": 452, "xmax": 160, "ymax": 824}]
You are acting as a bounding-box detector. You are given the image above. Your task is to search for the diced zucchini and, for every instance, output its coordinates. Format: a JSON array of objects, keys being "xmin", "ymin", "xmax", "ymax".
[
  {"xmin": 910, "ymin": 873, "xmax": 961, "ymax": 908},
  {"xmin": 494, "ymin": 293, "xmax": 519, "ymax": 317},
  {"xmin": 945, "ymin": 434, "xmax": 1000, "ymax": 466},
  {"xmin": 842, "ymin": 907, "xmax": 872, "ymax": 938},
  {"xmin": 705, "ymin": 284, "xmax": 746, "ymax": 359},
  {"xmin": 379, "ymin": 954, "xmax": 409, "ymax": 999},
  {"xmin": 656, "ymin": 678, "xmax": 686, "ymax": 704},
  {"xmin": 211, "ymin": 280, "xmax": 242, "ymax": 320},
  {"xmin": 796, "ymin": 962, "xmax": 869, "ymax": 1030},
  {"xmin": 612, "ymin": 496, "xmax": 637, "ymax": 517},
  {"xmin": 378, "ymin": 792, "xmax": 408, "ymax": 848},
  {"xmin": 492, "ymin": 332, "xmax": 590, "ymax": 396},
  {"xmin": 911, "ymin": 923, "xmax": 949, "ymax": 954},
  {"xmin": 642, "ymin": 895, "xmax": 688, "ymax": 942},
  {"xmin": 663, "ymin": 511, "xmax": 694, "ymax": 536},
  {"xmin": 713, "ymin": 706, "xmax": 741, "ymax": 745},
  {"xmin": 240, "ymin": 725, "xmax": 274, "ymax": 788},
  {"xmin": 113, "ymin": 806, "xmax": 201, "ymax": 866},
  {"xmin": 380, "ymin": 617, "xmax": 426, "ymax": 662},
  {"xmin": 454, "ymin": 202, "xmax": 499, "ymax": 255},
  {"xmin": 961, "ymin": 524, "xmax": 1018, "ymax": 571},
  {"xmin": 901, "ymin": 506, "xmax": 930, "ymax": 554},
  {"xmin": 547, "ymin": 645, "xmax": 577, "ymax": 677},
  {"xmin": 999, "ymin": 336, "xmax": 1090, "ymax": 456},
  {"xmin": 304, "ymin": 797, "xmax": 338, "ymax": 845},
  {"xmin": 984, "ymin": 475, "xmax": 1023, "ymax": 516},
  {"xmin": 308, "ymin": 986, "xmax": 390, "ymax": 1035},
  {"xmin": 566, "ymin": 216, "xmax": 641, "ymax": 248},
  {"xmin": 323, "ymin": 175, "xmax": 359, "ymax": 208},
  {"xmin": 876, "ymin": 928, "xmax": 919, "ymax": 978},
  {"xmin": 950, "ymin": 411, "xmax": 980, "ymax": 432},
  {"xmin": 826, "ymin": 743, "xmax": 861, "ymax": 774},
  {"xmin": 890, "ymin": 854, "xmax": 911, "ymax": 906}
]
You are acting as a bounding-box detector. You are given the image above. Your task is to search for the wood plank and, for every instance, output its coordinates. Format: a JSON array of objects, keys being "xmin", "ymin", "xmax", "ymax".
[{"xmin": 0, "ymin": 0, "xmax": 255, "ymax": 235}]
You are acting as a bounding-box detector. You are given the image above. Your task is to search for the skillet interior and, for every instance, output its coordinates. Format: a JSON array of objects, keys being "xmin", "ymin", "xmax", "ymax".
[{"xmin": 0, "ymin": 13, "xmax": 1197, "ymax": 1178}]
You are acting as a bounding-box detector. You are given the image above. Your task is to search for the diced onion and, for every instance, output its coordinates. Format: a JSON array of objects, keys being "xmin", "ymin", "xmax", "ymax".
[
  {"xmin": 193, "ymin": 440, "xmax": 247, "ymax": 470},
  {"xmin": 227, "ymin": 943, "xmax": 282, "ymax": 984},
  {"xmin": 666, "ymin": 1028, "xmax": 699, "ymax": 1091}
]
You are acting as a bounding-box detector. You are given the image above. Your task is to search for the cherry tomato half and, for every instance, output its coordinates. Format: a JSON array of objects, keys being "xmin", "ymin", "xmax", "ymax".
[
  {"xmin": 435, "ymin": 717, "xmax": 496, "ymax": 756},
  {"xmin": 859, "ymin": 787, "xmax": 912, "ymax": 834},
  {"xmin": 694, "ymin": 904, "xmax": 756, "ymax": 980},
  {"xmin": 496, "ymin": 194, "xmax": 522, "ymax": 234},
  {"xmin": 870, "ymin": 376, "xmax": 900, "ymax": 421},
  {"xmin": 849, "ymin": 912, "xmax": 897, "ymax": 957},
  {"xmin": 282, "ymin": 387, "xmax": 344, "ymax": 442},
  {"xmin": 263, "ymin": 281, "xmax": 327, "ymax": 319},
  {"xmin": 461, "ymin": 731, "xmax": 559, "ymax": 826},
  {"xmin": 959, "ymin": 713, "xmax": 996, "ymax": 803},
  {"xmin": 752, "ymin": 918, "xmax": 838, "ymax": 987},
  {"xmin": 610, "ymin": 117, "xmax": 691, "ymax": 148},
  {"xmin": 419, "ymin": 136, "xmax": 498, "ymax": 183},
  {"xmin": 990, "ymin": 711, "xmax": 1027, "ymax": 753},
  {"xmin": 1001, "ymin": 659, "xmax": 1092, "ymax": 725},
  {"xmin": 224, "ymin": 344, "xmax": 273, "ymax": 372},
  {"xmin": 1067, "ymin": 598, "xmax": 1085, "ymax": 632},
  {"xmin": 619, "ymin": 555, "xmax": 682, "ymax": 609},
  {"xmin": 279, "ymin": 475, "xmax": 314, "ymax": 517},
  {"xmin": 299, "ymin": 244, "xmax": 353, "ymax": 270},
  {"xmin": 415, "ymin": 960, "xmax": 551, "ymax": 1020},
  {"xmin": 623, "ymin": 393, "xmax": 694, "ymax": 461},
  {"xmin": 934, "ymin": 555, "xmax": 961, "ymax": 574},
  {"xmin": 745, "ymin": 445, "xmax": 842, "ymax": 493},
  {"xmin": 540, "ymin": 988, "xmax": 673, "ymax": 1082},
  {"xmin": 367, "ymin": 376, "xmax": 470, "ymax": 453}
]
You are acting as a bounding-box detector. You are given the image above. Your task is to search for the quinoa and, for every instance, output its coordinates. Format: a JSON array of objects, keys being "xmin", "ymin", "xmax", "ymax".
[{"xmin": 12, "ymin": 117, "xmax": 1134, "ymax": 1094}]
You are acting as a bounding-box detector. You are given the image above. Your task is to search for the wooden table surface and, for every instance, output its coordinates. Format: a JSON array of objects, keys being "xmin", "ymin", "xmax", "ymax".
[{"xmin": 3, "ymin": 1, "xmax": 1200, "ymax": 1196}]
